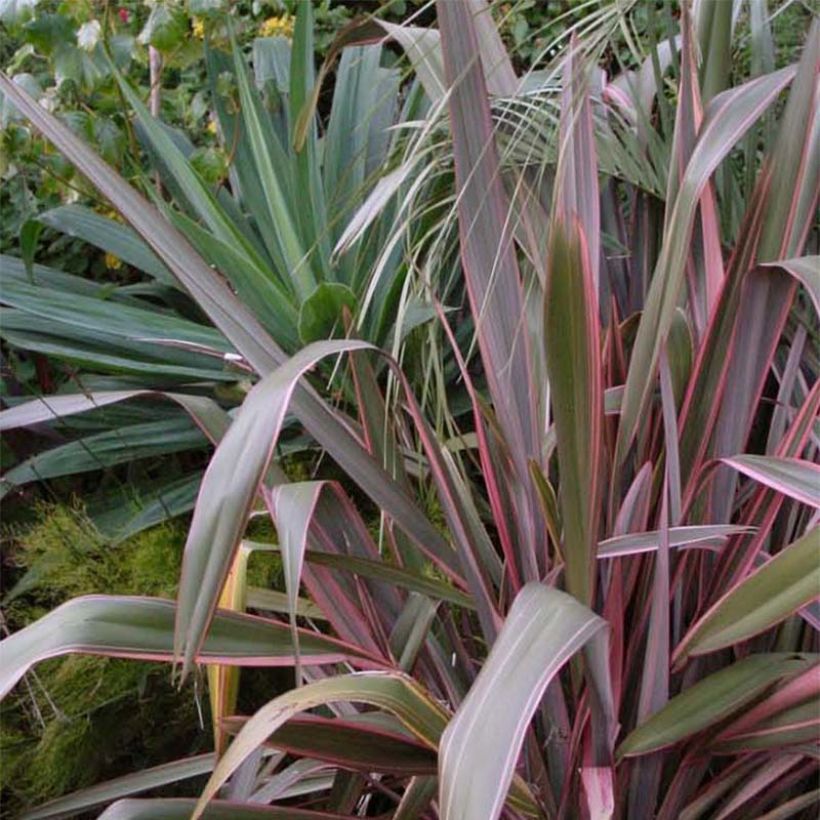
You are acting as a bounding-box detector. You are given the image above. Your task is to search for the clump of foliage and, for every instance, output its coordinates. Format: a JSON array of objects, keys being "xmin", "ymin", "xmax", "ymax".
[
  {"xmin": 0, "ymin": 1, "xmax": 818, "ymax": 819},
  {"xmin": 0, "ymin": 505, "xmax": 208, "ymax": 814}
]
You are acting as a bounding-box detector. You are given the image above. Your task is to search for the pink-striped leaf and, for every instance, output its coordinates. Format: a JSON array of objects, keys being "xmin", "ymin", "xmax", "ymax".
[
  {"xmin": 598, "ymin": 525, "xmax": 753, "ymax": 558},
  {"xmin": 722, "ymin": 455, "xmax": 820, "ymax": 509},
  {"xmin": 617, "ymin": 653, "xmax": 814, "ymax": 758},
  {"xmin": 706, "ymin": 25, "xmax": 820, "ymax": 517},
  {"xmin": 764, "ymin": 256, "xmax": 820, "ymax": 317},
  {"xmin": 436, "ymin": 0, "xmax": 538, "ymax": 489},
  {"xmin": 0, "ymin": 595, "xmax": 384, "ymax": 700},
  {"xmin": 98, "ymin": 799, "xmax": 355, "ymax": 819},
  {"xmin": 713, "ymin": 662, "xmax": 820, "ymax": 753},
  {"xmin": 438, "ymin": 583, "xmax": 606, "ymax": 820},
  {"xmin": 674, "ymin": 527, "xmax": 820, "ymax": 664},
  {"xmin": 194, "ymin": 672, "xmax": 450, "ymax": 819},
  {"xmin": 616, "ymin": 62, "xmax": 798, "ymax": 465}
]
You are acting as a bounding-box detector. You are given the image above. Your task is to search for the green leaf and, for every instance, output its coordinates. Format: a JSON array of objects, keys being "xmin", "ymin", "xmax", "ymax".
[
  {"xmin": 21, "ymin": 755, "xmax": 216, "ymax": 820},
  {"xmin": 439, "ymin": 583, "xmax": 606, "ymax": 820},
  {"xmin": 0, "ymin": 595, "xmax": 384, "ymax": 701},
  {"xmin": 19, "ymin": 218, "xmax": 41, "ymax": 280},
  {"xmin": 544, "ymin": 220, "xmax": 603, "ymax": 606},
  {"xmin": 1, "ymin": 416, "xmax": 207, "ymax": 494},
  {"xmin": 39, "ymin": 205, "xmax": 176, "ymax": 287},
  {"xmin": 674, "ymin": 527, "xmax": 820, "ymax": 664},
  {"xmin": 617, "ymin": 654, "xmax": 814, "ymax": 758},
  {"xmin": 298, "ymin": 283, "xmax": 357, "ymax": 343},
  {"xmin": 138, "ymin": 4, "xmax": 188, "ymax": 53},
  {"xmin": 194, "ymin": 672, "xmax": 450, "ymax": 818}
]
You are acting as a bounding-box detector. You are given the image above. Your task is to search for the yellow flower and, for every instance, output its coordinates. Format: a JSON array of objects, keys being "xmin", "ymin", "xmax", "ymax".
[
  {"xmin": 205, "ymin": 119, "xmax": 217, "ymax": 135},
  {"xmin": 104, "ymin": 252, "xmax": 123, "ymax": 270},
  {"xmin": 259, "ymin": 14, "xmax": 295, "ymax": 39},
  {"xmin": 192, "ymin": 18, "xmax": 206, "ymax": 39}
]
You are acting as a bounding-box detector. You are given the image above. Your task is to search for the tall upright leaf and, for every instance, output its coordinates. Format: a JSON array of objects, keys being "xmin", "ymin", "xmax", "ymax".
[
  {"xmin": 544, "ymin": 47, "xmax": 604, "ymax": 607},
  {"xmin": 436, "ymin": 3, "xmax": 539, "ymax": 542}
]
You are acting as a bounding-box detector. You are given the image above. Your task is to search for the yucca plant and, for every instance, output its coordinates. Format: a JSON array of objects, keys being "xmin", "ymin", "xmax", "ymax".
[
  {"xmin": 0, "ymin": 2, "xmax": 429, "ymax": 536},
  {"xmin": 1, "ymin": 1, "xmax": 819, "ymax": 818}
]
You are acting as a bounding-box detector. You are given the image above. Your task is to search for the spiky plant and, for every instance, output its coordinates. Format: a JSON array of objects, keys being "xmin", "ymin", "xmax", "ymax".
[{"xmin": 0, "ymin": 1, "xmax": 818, "ymax": 818}]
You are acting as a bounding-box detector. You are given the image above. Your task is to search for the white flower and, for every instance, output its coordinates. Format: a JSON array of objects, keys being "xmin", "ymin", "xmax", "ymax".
[{"xmin": 76, "ymin": 20, "xmax": 102, "ymax": 52}]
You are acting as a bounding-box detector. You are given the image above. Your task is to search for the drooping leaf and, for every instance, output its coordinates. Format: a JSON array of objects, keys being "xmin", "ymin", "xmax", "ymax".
[
  {"xmin": 0, "ymin": 595, "xmax": 384, "ymax": 700},
  {"xmin": 194, "ymin": 672, "xmax": 451, "ymax": 818},
  {"xmin": 438, "ymin": 583, "xmax": 606, "ymax": 820},
  {"xmin": 722, "ymin": 455, "xmax": 820, "ymax": 509}
]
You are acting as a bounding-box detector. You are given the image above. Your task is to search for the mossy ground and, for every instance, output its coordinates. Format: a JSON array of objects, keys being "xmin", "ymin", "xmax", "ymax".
[{"xmin": 0, "ymin": 503, "xmax": 281, "ymax": 817}]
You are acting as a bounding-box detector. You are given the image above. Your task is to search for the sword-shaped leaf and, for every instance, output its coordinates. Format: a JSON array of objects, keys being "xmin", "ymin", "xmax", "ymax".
[
  {"xmin": 0, "ymin": 595, "xmax": 383, "ymax": 700},
  {"xmin": 438, "ymin": 584, "xmax": 606, "ymax": 820},
  {"xmin": 674, "ymin": 527, "xmax": 820, "ymax": 664}
]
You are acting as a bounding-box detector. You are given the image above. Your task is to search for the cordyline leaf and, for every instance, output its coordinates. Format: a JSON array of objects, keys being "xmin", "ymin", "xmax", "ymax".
[
  {"xmin": 765, "ymin": 256, "xmax": 820, "ymax": 317},
  {"xmin": 253, "ymin": 546, "xmax": 473, "ymax": 610},
  {"xmin": 438, "ymin": 583, "xmax": 606, "ymax": 820},
  {"xmin": 751, "ymin": 791, "xmax": 820, "ymax": 820},
  {"xmin": 224, "ymin": 713, "xmax": 438, "ymax": 775},
  {"xmin": 544, "ymin": 220, "xmax": 603, "ymax": 606},
  {"xmin": 711, "ymin": 756, "xmax": 806, "ymax": 820},
  {"xmin": 268, "ymin": 481, "xmax": 327, "ymax": 684},
  {"xmin": 0, "ymin": 595, "xmax": 384, "ymax": 700},
  {"xmin": 713, "ymin": 662, "xmax": 820, "ymax": 748},
  {"xmin": 0, "ymin": 72, "xmax": 452, "ymax": 608},
  {"xmin": 555, "ymin": 37, "xmax": 600, "ymax": 292},
  {"xmin": 722, "ymin": 455, "xmax": 820, "ymax": 509},
  {"xmin": 706, "ymin": 25, "xmax": 820, "ymax": 518},
  {"xmin": 194, "ymin": 672, "xmax": 450, "ymax": 819},
  {"xmin": 667, "ymin": 4, "xmax": 723, "ymax": 339},
  {"xmin": 597, "ymin": 525, "xmax": 753, "ymax": 558},
  {"xmin": 176, "ymin": 339, "xmax": 370, "ymax": 675},
  {"xmin": 21, "ymin": 754, "xmax": 216, "ymax": 820},
  {"xmin": 615, "ymin": 63, "xmax": 797, "ymax": 465},
  {"xmin": 617, "ymin": 653, "xmax": 815, "ymax": 758},
  {"xmin": 712, "ymin": 700, "xmax": 819, "ymax": 753},
  {"xmin": 436, "ymin": 0, "xmax": 539, "ymax": 498},
  {"xmin": 674, "ymin": 527, "xmax": 820, "ymax": 665},
  {"xmin": 98, "ymin": 800, "xmax": 355, "ymax": 819}
]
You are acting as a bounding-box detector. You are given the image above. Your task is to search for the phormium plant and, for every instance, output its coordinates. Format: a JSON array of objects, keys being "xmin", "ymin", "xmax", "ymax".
[{"xmin": 0, "ymin": 1, "xmax": 818, "ymax": 818}]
